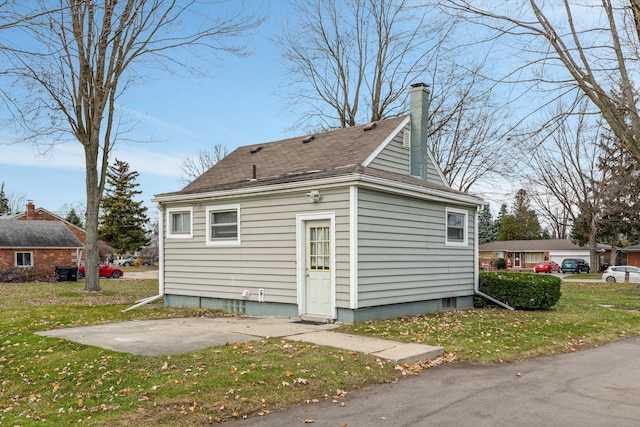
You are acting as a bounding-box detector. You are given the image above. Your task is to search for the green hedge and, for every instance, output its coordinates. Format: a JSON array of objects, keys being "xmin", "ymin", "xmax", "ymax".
[{"xmin": 477, "ymin": 272, "xmax": 562, "ymax": 310}]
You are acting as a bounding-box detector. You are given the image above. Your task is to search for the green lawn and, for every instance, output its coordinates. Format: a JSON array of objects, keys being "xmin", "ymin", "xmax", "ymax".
[
  {"xmin": 1, "ymin": 279, "xmax": 639, "ymax": 425},
  {"xmin": 339, "ymin": 281, "xmax": 640, "ymax": 363}
]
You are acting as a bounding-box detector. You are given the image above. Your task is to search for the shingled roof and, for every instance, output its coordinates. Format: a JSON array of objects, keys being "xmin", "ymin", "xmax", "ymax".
[
  {"xmin": 0, "ymin": 220, "xmax": 84, "ymax": 248},
  {"xmin": 163, "ymin": 116, "xmax": 412, "ymax": 196},
  {"xmin": 479, "ymin": 239, "xmax": 609, "ymax": 252}
]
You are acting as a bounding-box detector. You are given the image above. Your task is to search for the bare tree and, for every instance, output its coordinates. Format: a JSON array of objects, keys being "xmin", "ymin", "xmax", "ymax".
[
  {"xmin": 445, "ymin": 0, "xmax": 640, "ymax": 165},
  {"xmin": 426, "ymin": 64, "xmax": 514, "ymax": 192},
  {"xmin": 276, "ymin": 0, "xmax": 441, "ymax": 128},
  {"xmin": 277, "ymin": 0, "xmax": 515, "ymax": 192},
  {"xmin": 2, "ymin": 1, "xmax": 262, "ymax": 291},
  {"xmin": 524, "ymin": 106, "xmax": 609, "ymax": 268},
  {"xmin": 180, "ymin": 144, "xmax": 228, "ymax": 185}
]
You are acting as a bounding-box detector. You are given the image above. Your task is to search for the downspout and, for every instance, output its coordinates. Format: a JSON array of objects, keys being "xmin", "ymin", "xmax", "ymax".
[
  {"xmin": 123, "ymin": 202, "xmax": 165, "ymax": 312},
  {"xmin": 474, "ymin": 206, "xmax": 514, "ymax": 311}
]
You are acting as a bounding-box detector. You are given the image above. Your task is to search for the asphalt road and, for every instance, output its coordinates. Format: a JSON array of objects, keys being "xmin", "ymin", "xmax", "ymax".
[{"xmin": 226, "ymin": 336, "xmax": 640, "ymax": 427}]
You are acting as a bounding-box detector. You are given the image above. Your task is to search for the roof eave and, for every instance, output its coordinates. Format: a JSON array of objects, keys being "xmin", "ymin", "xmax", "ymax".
[{"xmin": 154, "ymin": 171, "xmax": 484, "ymax": 207}]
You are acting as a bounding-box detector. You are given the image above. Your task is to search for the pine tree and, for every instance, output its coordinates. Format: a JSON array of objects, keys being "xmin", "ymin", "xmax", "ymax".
[
  {"xmin": 65, "ymin": 208, "xmax": 84, "ymax": 228},
  {"xmin": 496, "ymin": 189, "xmax": 542, "ymax": 240},
  {"xmin": 478, "ymin": 207, "xmax": 496, "ymax": 244},
  {"xmin": 0, "ymin": 183, "xmax": 10, "ymax": 215},
  {"xmin": 99, "ymin": 159, "xmax": 150, "ymax": 254}
]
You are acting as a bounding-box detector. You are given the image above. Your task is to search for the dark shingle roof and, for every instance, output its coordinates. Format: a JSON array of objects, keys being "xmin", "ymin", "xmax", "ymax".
[
  {"xmin": 162, "ymin": 116, "xmax": 411, "ymax": 196},
  {"xmin": 479, "ymin": 239, "xmax": 609, "ymax": 252},
  {"xmin": 0, "ymin": 220, "xmax": 84, "ymax": 248}
]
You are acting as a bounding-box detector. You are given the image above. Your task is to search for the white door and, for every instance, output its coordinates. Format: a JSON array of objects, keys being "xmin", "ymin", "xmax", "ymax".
[
  {"xmin": 514, "ymin": 252, "xmax": 522, "ymax": 267},
  {"xmin": 305, "ymin": 220, "xmax": 332, "ymax": 317}
]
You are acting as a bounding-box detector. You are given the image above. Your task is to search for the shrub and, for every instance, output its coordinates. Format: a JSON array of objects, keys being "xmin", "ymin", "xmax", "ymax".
[
  {"xmin": 492, "ymin": 258, "xmax": 506, "ymax": 269},
  {"xmin": 477, "ymin": 271, "xmax": 561, "ymax": 310},
  {"xmin": 0, "ymin": 266, "xmax": 57, "ymax": 283}
]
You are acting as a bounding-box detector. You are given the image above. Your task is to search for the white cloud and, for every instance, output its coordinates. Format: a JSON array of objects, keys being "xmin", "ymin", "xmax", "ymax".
[
  {"xmin": 0, "ymin": 142, "xmax": 85, "ymax": 170},
  {"xmin": 0, "ymin": 140, "xmax": 183, "ymax": 179}
]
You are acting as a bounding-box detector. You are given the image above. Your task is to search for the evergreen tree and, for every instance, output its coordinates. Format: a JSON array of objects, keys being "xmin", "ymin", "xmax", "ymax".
[
  {"xmin": 65, "ymin": 208, "xmax": 84, "ymax": 228},
  {"xmin": 99, "ymin": 159, "xmax": 150, "ymax": 254},
  {"xmin": 496, "ymin": 189, "xmax": 542, "ymax": 240},
  {"xmin": 0, "ymin": 183, "xmax": 9, "ymax": 215},
  {"xmin": 494, "ymin": 203, "xmax": 508, "ymax": 235},
  {"xmin": 478, "ymin": 207, "xmax": 496, "ymax": 244},
  {"xmin": 570, "ymin": 212, "xmax": 589, "ymax": 246}
]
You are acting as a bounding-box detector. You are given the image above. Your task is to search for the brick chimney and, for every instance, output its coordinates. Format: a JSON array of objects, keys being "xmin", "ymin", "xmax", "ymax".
[
  {"xmin": 26, "ymin": 200, "xmax": 35, "ymax": 220},
  {"xmin": 409, "ymin": 82, "xmax": 430, "ymax": 180}
]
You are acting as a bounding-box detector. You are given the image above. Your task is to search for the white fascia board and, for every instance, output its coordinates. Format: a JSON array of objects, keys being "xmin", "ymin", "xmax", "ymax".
[{"xmin": 362, "ymin": 116, "xmax": 411, "ymax": 167}]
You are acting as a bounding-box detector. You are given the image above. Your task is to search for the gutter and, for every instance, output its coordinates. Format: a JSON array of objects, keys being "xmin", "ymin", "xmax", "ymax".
[
  {"xmin": 123, "ymin": 203, "xmax": 165, "ymax": 312},
  {"xmin": 474, "ymin": 206, "xmax": 514, "ymax": 311}
]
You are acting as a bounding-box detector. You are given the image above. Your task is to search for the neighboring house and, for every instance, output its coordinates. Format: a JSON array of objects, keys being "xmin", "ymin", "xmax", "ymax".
[
  {"xmin": 154, "ymin": 83, "xmax": 485, "ymax": 323},
  {"xmin": 3, "ymin": 201, "xmax": 86, "ymax": 244},
  {"xmin": 479, "ymin": 239, "xmax": 614, "ymax": 272},
  {"xmin": 622, "ymin": 244, "xmax": 640, "ymax": 267},
  {"xmin": 0, "ymin": 220, "xmax": 84, "ymax": 271}
]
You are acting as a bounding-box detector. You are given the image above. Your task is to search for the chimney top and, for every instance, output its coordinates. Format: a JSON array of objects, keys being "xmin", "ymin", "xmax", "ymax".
[{"xmin": 26, "ymin": 200, "xmax": 36, "ymax": 220}]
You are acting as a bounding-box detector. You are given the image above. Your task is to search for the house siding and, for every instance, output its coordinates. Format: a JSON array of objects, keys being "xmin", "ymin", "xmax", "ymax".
[
  {"xmin": 368, "ymin": 124, "xmax": 411, "ymax": 175},
  {"xmin": 162, "ymin": 187, "xmax": 352, "ymax": 309},
  {"xmin": 356, "ymin": 189, "xmax": 475, "ymax": 307},
  {"xmin": 425, "ymin": 153, "xmax": 447, "ymax": 186},
  {"xmin": 366, "ymin": 123, "xmax": 448, "ymax": 187}
]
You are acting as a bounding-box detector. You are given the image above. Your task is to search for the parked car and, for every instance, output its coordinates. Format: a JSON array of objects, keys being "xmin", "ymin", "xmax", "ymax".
[
  {"xmin": 118, "ymin": 256, "xmax": 152, "ymax": 266},
  {"xmin": 77, "ymin": 264, "xmax": 124, "ymax": 279},
  {"xmin": 561, "ymin": 258, "xmax": 590, "ymax": 273},
  {"xmin": 602, "ymin": 266, "xmax": 640, "ymax": 283},
  {"xmin": 533, "ymin": 261, "xmax": 562, "ymax": 273}
]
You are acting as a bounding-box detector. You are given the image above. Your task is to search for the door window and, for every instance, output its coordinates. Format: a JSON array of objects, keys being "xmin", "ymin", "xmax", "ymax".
[{"xmin": 308, "ymin": 226, "xmax": 330, "ymax": 271}]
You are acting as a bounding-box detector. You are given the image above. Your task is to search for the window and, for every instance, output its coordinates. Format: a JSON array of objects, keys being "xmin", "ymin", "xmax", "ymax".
[
  {"xmin": 308, "ymin": 225, "xmax": 330, "ymax": 270},
  {"xmin": 16, "ymin": 252, "xmax": 33, "ymax": 267},
  {"xmin": 525, "ymin": 252, "xmax": 544, "ymax": 263},
  {"xmin": 167, "ymin": 207, "xmax": 193, "ymax": 239},
  {"xmin": 206, "ymin": 204, "xmax": 240, "ymax": 245},
  {"xmin": 445, "ymin": 208, "xmax": 468, "ymax": 246}
]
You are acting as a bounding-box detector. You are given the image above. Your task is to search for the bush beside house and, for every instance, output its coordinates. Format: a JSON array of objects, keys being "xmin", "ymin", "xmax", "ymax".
[{"xmin": 477, "ymin": 271, "xmax": 561, "ymax": 310}]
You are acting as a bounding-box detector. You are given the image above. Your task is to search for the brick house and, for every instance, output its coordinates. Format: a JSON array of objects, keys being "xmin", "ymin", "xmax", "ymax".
[
  {"xmin": 0, "ymin": 202, "xmax": 85, "ymax": 273},
  {"xmin": 479, "ymin": 239, "xmax": 614, "ymax": 272},
  {"xmin": 8, "ymin": 201, "xmax": 86, "ymax": 244}
]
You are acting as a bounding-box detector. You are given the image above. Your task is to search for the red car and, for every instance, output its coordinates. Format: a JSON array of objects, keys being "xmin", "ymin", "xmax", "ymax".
[
  {"xmin": 533, "ymin": 261, "xmax": 561, "ymax": 273},
  {"xmin": 77, "ymin": 264, "xmax": 124, "ymax": 279}
]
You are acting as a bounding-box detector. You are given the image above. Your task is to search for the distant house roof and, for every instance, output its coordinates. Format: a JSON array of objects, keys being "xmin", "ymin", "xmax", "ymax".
[
  {"xmin": 1, "ymin": 205, "xmax": 85, "ymax": 235},
  {"xmin": 0, "ymin": 220, "xmax": 84, "ymax": 248},
  {"xmin": 479, "ymin": 239, "xmax": 610, "ymax": 252},
  {"xmin": 622, "ymin": 244, "xmax": 640, "ymax": 252},
  {"xmin": 156, "ymin": 116, "xmax": 481, "ymax": 206}
]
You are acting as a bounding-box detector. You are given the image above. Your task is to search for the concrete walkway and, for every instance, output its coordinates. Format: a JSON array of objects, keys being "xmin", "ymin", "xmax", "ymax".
[{"xmin": 36, "ymin": 316, "xmax": 443, "ymax": 364}]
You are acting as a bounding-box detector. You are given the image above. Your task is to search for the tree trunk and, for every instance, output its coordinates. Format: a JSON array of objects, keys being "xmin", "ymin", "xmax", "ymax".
[{"xmin": 84, "ymin": 144, "xmax": 102, "ymax": 293}]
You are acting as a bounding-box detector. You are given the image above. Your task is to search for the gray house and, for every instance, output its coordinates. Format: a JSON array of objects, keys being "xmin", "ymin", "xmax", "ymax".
[{"xmin": 154, "ymin": 84, "xmax": 485, "ymax": 323}]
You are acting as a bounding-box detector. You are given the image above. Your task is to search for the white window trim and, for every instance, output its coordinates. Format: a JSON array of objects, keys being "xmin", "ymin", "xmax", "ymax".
[
  {"xmin": 206, "ymin": 204, "xmax": 241, "ymax": 246},
  {"xmin": 166, "ymin": 207, "xmax": 193, "ymax": 239},
  {"xmin": 445, "ymin": 207, "xmax": 468, "ymax": 247},
  {"xmin": 15, "ymin": 251, "xmax": 33, "ymax": 267}
]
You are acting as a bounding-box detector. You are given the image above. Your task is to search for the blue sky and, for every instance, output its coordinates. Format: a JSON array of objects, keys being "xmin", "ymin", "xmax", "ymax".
[{"xmin": 0, "ymin": 2, "xmax": 299, "ymax": 223}]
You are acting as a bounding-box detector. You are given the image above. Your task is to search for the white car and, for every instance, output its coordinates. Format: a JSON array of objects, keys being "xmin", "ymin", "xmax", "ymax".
[{"xmin": 602, "ymin": 266, "xmax": 640, "ymax": 283}]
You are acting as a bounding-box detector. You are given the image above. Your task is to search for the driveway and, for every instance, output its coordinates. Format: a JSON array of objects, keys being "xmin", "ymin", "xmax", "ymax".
[{"xmin": 226, "ymin": 336, "xmax": 640, "ymax": 427}]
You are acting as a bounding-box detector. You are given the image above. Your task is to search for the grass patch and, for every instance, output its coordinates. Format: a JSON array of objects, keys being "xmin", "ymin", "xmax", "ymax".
[
  {"xmin": 0, "ymin": 280, "xmax": 399, "ymax": 426},
  {"xmin": 1, "ymin": 280, "xmax": 639, "ymax": 425},
  {"xmin": 338, "ymin": 282, "xmax": 640, "ymax": 364}
]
